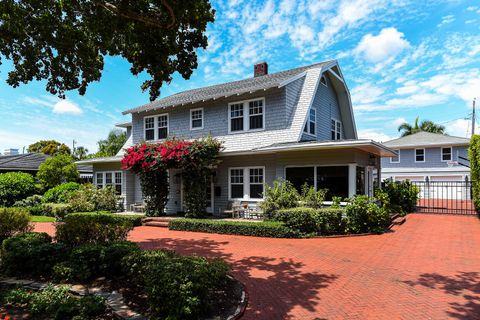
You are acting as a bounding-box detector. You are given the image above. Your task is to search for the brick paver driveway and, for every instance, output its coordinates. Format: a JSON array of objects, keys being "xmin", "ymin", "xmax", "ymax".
[{"xmin": 35, "ymin": 214, "xmax": 480, "ymax": 319}]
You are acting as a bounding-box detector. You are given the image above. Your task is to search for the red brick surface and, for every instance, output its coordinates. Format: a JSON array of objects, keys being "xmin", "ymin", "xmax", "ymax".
[{"xmin": 34, "ymin": 214, "xmax": 480, "ymax": 319}]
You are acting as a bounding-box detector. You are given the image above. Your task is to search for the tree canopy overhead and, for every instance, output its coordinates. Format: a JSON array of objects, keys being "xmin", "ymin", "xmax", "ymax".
[
  {"xmin": 397, "ymin": 116, "xmax": 446, "ymax": 137},
  {"xmin": 0, "ymin": 0, "xmax": 215, "ymax": 101}
]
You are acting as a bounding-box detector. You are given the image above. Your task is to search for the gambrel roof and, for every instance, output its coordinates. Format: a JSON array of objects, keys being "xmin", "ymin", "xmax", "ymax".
[{"xmin": 122, "ymin": 61, "xmax": 331, "ymax": 115}]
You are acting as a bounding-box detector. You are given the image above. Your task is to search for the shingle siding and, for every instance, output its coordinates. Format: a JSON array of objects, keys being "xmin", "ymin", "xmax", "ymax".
[{"xmin": 381, "ymin": 146, "xmax": 469, "ymax": 168}]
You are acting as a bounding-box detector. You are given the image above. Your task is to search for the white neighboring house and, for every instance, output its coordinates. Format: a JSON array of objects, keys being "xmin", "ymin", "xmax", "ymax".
[{"xmin": 381, "ymin": 132, "xmax": 470, "ymax": 182}]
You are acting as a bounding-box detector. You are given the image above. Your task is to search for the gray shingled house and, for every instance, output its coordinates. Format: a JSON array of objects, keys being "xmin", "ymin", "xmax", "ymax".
[{"xmin": 78, "ymin": 60, "xmax": 395, "ymax": 214}]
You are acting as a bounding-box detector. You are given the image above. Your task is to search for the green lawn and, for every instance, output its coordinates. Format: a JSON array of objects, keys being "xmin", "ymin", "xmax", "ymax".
[{"xmin": 30, "ymin": 215, "xmax": 55, "ymax": 222}]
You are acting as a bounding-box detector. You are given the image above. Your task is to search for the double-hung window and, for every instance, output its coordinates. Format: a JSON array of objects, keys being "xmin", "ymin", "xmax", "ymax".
[
  {"xmin": 190, "ymin": 108, "xmax": 203, "ymax": 130},
  {"xmin": 229, "ymin": 167, "xmax": 264, "ymax": 200},
  {"xmin": 95, "ymin": 171, "xmax": 123, "ymax": 195},
  {"xmin": 331, "ymin": 119, "xmax": 342, "ymax": 140},
  {"xmin": 442, "ymin": 147, "xmax": 452, "ymax": 161},
  {"xmin": 415, "ymin": 149, "xmax": 425, "ymax": 162},
  {"xmin": 390, "ymin": 150, "xmax": 400, "ymax": 163},
  {"xmin": 229, "ymin": 98, "xmax": 264, "ymax": 133},
  {"xmin": 144, "ymin": 114, "xmax": 169, "ymax": 141},
  {"xmin": 304, "ymin": 108, "xmax": 316, "ymax": 135}
]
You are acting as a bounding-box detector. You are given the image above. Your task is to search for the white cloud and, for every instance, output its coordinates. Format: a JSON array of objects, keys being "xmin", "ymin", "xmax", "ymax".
[
  {"xmin": 351, "ymin": 83, "xmax": 385, "ymax": 104},
  {"xmin": 437, "ymin": 15, "xmax": 455, "ymax": 27},
  {"xmin": 386, "ymin": 93, "xmax": 448, "ymax": 108},
  {"xmin": 53, "ymin": 100, "xmax": 82, "ymax": 115},
  {"xmin": 358, "ymin": 128, "xmax": 393, "ymax": 142},
  {"xmin": 467, "ymin": 6, "xmax": 478, "ymax": 11},
  {"xmin": 446, "ymin": 119, "xmax": 478, "ymax": 138},
  {"xmin": 393, "ymin": 117, "xmax": 406, "ymax": 127},
  {"xmin": 354, "ymin": 27, "xmax": 410, "ymax": 63}
]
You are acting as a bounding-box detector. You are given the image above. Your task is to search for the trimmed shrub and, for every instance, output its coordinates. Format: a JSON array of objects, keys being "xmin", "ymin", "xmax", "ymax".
[
  {"xmin": 314, "ymin": 208, "xmax": 346, "ymax": 235},
  {"xmin": 0, "ymin": 172, "xmax": 36, "ymax": 207},
  {"xmin": 56, "ymin": 212, "xmax": 135, "ymax": 246},
  {"xmin": 1, "ymin": 232, "xmax": 67, "ymax": 277},
  {"xmin": 53, "ymin": 241, "xmax": 139, "ymax": 282},
  {"xmin": 92, "ymin": 186, "xmax": 118, "ymax": 211},
  {"xmin": 0, "ymin": 207, "xmax": 32, "ymax": 242},
  {"xmin": 42, "ymin": 182, "xmax": 80, "ymax": 203},
  {"xmin": 273, "ymin": 207, "xmax": 318, "ymax": 235},
  {"xmin": 36, "ymin": 154, "xmax": 79, "ymax": 189},
  {"xmin": 67, "ymin": 184, "xmax": 118, "ymax": 213},
  {"xmin": 345, "ymin": 195, "xmax": 390, "ymax": 234},
  {"xmin": 13, "ymin": 194, "xmax": 43, "ymax": 207},
  {"xmin": 122, "ymin": 250, "xmax": 229, "ymax": 319},
  {"xmin": 382, "ymin": 179, "xmax": 419, "ymax": 214},
  {"xmin": 260, "ymin": 179, "xmax": 300, "ymax": 217},
  {"xmin": 169, "ymin": 218, "xmax": 298, "ymax": 238}
]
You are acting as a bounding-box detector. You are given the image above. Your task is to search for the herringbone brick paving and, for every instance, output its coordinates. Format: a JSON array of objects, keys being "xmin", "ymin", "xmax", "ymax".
[{"xmin": 34, "ymin": 214, "xmax": 480, "ymax": 319}]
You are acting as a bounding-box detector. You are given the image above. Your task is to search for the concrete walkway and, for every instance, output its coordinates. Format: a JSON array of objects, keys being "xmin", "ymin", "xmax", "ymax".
[{"xmin": 34, "ymin": 214, "xmax": 480, "ymax": 319}]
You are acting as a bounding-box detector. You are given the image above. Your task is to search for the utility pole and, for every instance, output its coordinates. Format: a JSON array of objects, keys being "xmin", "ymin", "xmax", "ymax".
[{"xmin": 473, "ymin": 98, "xmax": 476, "ymax": 136}]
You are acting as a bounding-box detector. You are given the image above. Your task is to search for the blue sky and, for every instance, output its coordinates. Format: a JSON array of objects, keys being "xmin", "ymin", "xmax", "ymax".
[{"xmin": 0, "ymin": 0, "xmax": 479, "ymax": 153}]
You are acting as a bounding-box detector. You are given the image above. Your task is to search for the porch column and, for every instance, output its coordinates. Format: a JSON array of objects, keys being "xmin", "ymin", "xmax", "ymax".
[{"xmin": 348, "ymin": 163, "xmax": 356, "ymax": 197}]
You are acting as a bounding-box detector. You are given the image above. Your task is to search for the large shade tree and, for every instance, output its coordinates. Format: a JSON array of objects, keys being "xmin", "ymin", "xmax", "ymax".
[
  {"xmin": 0, "ymin": 0, "xmax": 215, "ymax": 101},
  {"xmin": 95, "ymin": 129, "xmax": 127, "ymax": 157},
  {"xmin": 397, "ymin": 116, "xmax": 446, "ymax": 137},
  {"xmin": 28, "ymin": 140, "xmax": 71, "ymax": 156}
]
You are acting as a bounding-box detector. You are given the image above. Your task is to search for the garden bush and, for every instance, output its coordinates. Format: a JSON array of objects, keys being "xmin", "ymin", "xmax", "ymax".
[
  {"xmin": 260, "ymin": 179, "xmax": 300, "ymax": 217},
  {"xmin": 56, "ymin": 212, "xmax": 135, "ymax": 246},
  {"xmin": 273, "ymin": 207, "xmax": 347, "ymax": 235},
  {"xmin": 0, "ymin": 207, "xmax": 32, "ymax": 242},
  {"xmin": 36, "ymin": 154, "xmax": 79, "ymax": 189},
  {"xmin": 67, "ymin": 184, "xmax": 118, "ymax": 213},
  {"xmin": 273, "ymin": 207, "xmax": 318, "ymax": 235},
  {"xmin": 345, "ymin": 195, "xmax": 390, "ymax": 234},
  {"xmin": 0, "ymin": 172, "xmax": 36, "ymax": 206},
  {"xmin": 53, "ymin": 241, "xmax": 140, "ymax": 282},
  {"xmin": 381, "ymin": 179, "xmax": 419, "ymax": 214},
  {"xmin": 41, "ymin": 203, "xmax": 72, "ymax": 218},
  {"xmin": 169, "ymin": 218, "xmax": 298, "ymax": 238},
  {"xmin": 122, "ymin": 250, "xmax": 229, "ymax": 319},
  {"xmin": 1, "ymin": 232, "xmax": 67, "ymax": 277},
  {"xmin": 3, "ymin": 284, "xmax": 106, "ymax": 319},
  {"xmin": 301, "ymin": 184, "xmax": 327, "ymax": 209},
  {"xmin": 13, "ymin": 194, "xmax": 43, "ymax": 207},
  {"xmin": 42, "ymin": 182, "xmax": 80, "ymax": 203}
]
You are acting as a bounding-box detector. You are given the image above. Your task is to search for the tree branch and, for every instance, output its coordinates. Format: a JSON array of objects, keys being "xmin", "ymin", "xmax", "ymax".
[{"xmin": 94, "ymin": 1, "xmax": 176, "ymax": 29}]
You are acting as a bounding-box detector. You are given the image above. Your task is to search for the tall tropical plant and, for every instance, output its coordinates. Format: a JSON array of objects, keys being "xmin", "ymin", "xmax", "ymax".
[{"xmin": 397, "ymin": 116, "xmax": 446, "ymax": 137}]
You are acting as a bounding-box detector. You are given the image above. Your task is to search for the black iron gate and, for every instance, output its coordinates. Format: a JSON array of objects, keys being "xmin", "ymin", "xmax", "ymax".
[{"xmin": 411, "ymin": 181, "xmax": 476, "ymax": 215}]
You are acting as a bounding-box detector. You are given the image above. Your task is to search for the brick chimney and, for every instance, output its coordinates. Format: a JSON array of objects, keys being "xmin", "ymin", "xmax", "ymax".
[{"xmin": 254, "ymin": 62, "xmax": 268, "ymax": 77}]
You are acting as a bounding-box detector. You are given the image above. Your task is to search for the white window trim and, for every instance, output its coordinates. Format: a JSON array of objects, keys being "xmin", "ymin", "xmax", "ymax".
[
  {"xmin": 143, "ymin": 113, "xmax": 169, "ymax": 141},
  {"xmin": 228, "ymin": 166, "xmax": 265, "ymax": 201},
  {"xmin": 94, "ymin": 171, "xmax": 123, "ymax": 194},
  {"xmin": 227, "ymin": 97, "xmax": 266, "ymax": 134},
  {"xmin": 284, "ymin": 164, "xmax": 351, "ymax": 192},
  {"xmin": 390, "ymin": 149, "xmax": 401, "ymax": 163},
  {"xmin": 415, "ymin": 148, "xmax": 425, "ymax": 163},
  {"xmin": 331, "ymin": 118, "xmax": 342, "ymax": 140},
  {"xmin": 303, "ymin": 108, "xmax": 316, "ymax": 137},
  {"xmin": 190, "ymin": 107, "xmax": 204, "ymax": 131},
  {"xmin": 441, "ymin": 146, "xmax": 452, "ymax": 162},
  {"xmin": 320, "ymin": 74, "xmax": 328, "ymax": 87}
]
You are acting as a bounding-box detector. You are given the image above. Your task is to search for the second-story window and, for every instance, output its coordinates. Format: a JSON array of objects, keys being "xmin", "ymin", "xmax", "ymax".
[
  {"xmin": 331, "ymin": 119, "xmax": 342, "ymax": 140},
  {"xmin": 304, "ymin": 108, "xmax": 316, "ymax": 135},
  {"xmin": 390, "ymin": 150, "xmax": 400, "ymax": 163},
  {"xmin": 442, "ymin": 147, "xmax": 452, "ymax": 161},
  {"xmin": 415, "ymin": 149, "xmax": 425, "ymax": 162},
  {"xmin": 229, "ymin": 98, "xmax": 265, "ymax": 133},
  {"xmin": 190, "ymin": 108, "xmax": 203, "ymax": 130},
  {"xmin": 144, "ymin": 114, "xmax": 168, "ymax": 141}
]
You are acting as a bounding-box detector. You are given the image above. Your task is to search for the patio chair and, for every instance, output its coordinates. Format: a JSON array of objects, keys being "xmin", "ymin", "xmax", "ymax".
[
  {"xmin": 130, "ymin": 202, "xmax": 146, "ymax": 213},
  {"xmin": 223, "ymin": 200, "xmax": 241, "ymax": 218}
]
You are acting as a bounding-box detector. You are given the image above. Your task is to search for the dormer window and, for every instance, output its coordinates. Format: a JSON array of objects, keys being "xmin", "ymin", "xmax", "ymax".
[
  {"xmin": 144, "ymin": 113, "xmax": 169, "ymax": 141},
  {"xmin": 331, "ymin": 119, "xmax": 342, "ymax": 140},
  {"xmin": 320, "ymin": 74, "xmax": 327, "ymax": 87},
  {"xmin": 304, "ymin": 108, "xmax": 316, "ymax": 135},
  {"xmin": 228, "ymin": 98, "xmax": 265, "ymax": 133}
]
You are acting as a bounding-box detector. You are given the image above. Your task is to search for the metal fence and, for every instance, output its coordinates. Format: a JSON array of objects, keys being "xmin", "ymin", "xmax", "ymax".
[{"xmin": 411, "ymin": 181, "xmax": 476, "ymax": 215}]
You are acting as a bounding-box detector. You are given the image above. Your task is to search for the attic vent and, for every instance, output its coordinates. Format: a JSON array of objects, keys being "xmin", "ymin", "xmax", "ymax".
[{"xmin": 254, "ymin": 62, "xmax": 268, "ymax": 77}]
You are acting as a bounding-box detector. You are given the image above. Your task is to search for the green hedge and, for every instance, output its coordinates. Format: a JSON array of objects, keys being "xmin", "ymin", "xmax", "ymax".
[
  {"xmin": 0, "ymin": 172, "xmax": 36, "ymax": 207},
  {"xmin": 0, "ymin": 207, "xmax": 32, "ymax": 242},
  {"xmin": 56, "ymin": 212, "xmax": 135, "ymax": 246},
  {"xmin": 169, "ymin": 218, "xmax": 298, "ymax": 238},
  {"xmin": 470, "ymin": 135, "xmax": 480, "ymax": 210},
  {"xmin": 274, "ymin": 207, "xmax": 346, "ymax": 236},
  {"xmin": 42, "ymin": 182, "xmax": 81, "ymax": 203}
]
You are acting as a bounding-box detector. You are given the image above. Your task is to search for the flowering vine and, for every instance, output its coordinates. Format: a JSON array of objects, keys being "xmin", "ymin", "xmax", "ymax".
[{"xmin": 122, "ymin": 137, "xmax": 222, "ymax": 217}]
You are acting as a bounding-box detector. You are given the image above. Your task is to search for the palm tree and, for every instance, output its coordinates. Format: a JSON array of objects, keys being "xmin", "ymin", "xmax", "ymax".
[{"xmin": 397, "ymin": 116, "xmax": 446, "ymax": 137}]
